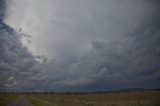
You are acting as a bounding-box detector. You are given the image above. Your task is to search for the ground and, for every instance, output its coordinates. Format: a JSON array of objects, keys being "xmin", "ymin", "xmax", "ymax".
[
  {"xmin": 7, "ymin": 95, "xmax": 33, "ymax": 106},
  {"xmin": 0, "ymin": 91, "xmax": 159, "ymax": 106}
]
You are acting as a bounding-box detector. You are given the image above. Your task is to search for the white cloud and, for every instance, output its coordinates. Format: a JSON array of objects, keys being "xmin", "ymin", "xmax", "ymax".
[{"xmin": 4, "ymin": 76, "xmax": 17, "ymax": 87}]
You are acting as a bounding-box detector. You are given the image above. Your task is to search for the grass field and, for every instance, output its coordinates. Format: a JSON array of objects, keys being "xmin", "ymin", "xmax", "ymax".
[
  {"xmin": 27, "ymin": 91, "xmax": 160, "ymax": 106},
  {"xmin": 27, "ymin": 95, "xmax": 57, "ymax": 106},
  {"xmin": 0, "ymin": 91, "xmax": 160, "ymax": 106},
  {"xmin": 0, "ymin": 94, "xmax": 17, "ymax": 106}
]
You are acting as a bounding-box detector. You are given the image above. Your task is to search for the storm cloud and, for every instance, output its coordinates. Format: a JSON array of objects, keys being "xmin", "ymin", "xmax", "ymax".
[{"xmin": 0, "ymin": 0, "xmax": 160, "ymax": 92}]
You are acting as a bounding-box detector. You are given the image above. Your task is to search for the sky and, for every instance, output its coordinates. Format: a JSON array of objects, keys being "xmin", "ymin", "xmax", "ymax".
[{"xmin": 0, "ymin": 0, "xmax": 160, "ymax": 92}]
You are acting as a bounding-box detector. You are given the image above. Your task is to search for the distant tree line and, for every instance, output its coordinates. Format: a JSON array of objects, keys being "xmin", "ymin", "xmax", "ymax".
[{"xmin": 0, "ymin": 88, "xmax": 160, "ymax": 94}]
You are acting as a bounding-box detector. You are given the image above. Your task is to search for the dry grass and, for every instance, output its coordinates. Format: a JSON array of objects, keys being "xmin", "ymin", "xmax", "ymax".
[
  {"xmin": 27, "ymin": 95, "xmax": 57, "ymax": 106},
  {"xmin": 29, "ymin": 91, "xmax": 160, "ymax": 106}
]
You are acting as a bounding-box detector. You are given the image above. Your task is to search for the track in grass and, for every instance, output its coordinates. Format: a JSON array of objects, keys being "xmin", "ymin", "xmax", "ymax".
[{"xmin": 7, "ymin": 95, "xmax": 33, "ymax": 106}]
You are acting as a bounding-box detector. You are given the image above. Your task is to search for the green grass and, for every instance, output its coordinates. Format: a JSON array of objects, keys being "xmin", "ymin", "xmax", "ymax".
[
  {"xmin": 0, "ymin": 94, "xmax": 17, "ymax": 106},
  {"xmin": 27, "ymin": 95, "xmax": 57, "ymax": 106}
]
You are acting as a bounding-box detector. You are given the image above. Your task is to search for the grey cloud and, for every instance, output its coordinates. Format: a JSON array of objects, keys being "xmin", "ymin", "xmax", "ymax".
[
  {"xmin": 3, "ymin": 76, "xmax": 17, "ymax": 88},
  {"xmin": 52, "ymin": 11, "xmax": 160, "ymax": 88},
  {"xmin": 0, "ymin": 0, "xmax": 160, "ymax": 91},
  {"xmin": 0, "ymin": 19, "xmax": 40, "ymax": 90},
  {"xmin": 91, "ymin": 40, "xmax": 108, "ymax": 49},
  {"xmin": 0, "ymin": 62, "xmax": 15, "ymax": 71}
]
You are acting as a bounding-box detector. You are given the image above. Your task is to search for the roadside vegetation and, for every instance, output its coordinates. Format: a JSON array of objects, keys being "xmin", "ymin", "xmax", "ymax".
[{"xmin": 0, "ymin": 94, "xmax": 17, "ymax": 106}]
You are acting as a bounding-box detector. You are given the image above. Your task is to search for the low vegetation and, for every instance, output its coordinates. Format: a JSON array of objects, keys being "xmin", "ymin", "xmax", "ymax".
[
  {"xmin": 0, "ymin": 94, "xmax": 17, "ymax": 106},
  {"xmin": 27, "ymin": 95, "xmax": 57, "ymax": 106},
  {"xmin": 29, "ymin": 91, "xmax": 160, "ymax": 106},
  {"xmin": 0, "ymin": 91, "xmax": 159, "ymax": 106}
]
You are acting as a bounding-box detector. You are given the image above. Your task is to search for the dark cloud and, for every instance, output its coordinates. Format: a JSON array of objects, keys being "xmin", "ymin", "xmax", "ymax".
[
  {"xmin": 0, "ymin": 0, "xmax": 160, "ymax": 92},
  {"xmin": 0, "ymin": 19, "xmax": 39, "ymax": 91},
  {"xmin": 3, "ymin": 76, "xmax": 17, "ymax": 88},
  {"xmin": 0, "ymin": 0, "xmax": 6, "ymax": 18}
]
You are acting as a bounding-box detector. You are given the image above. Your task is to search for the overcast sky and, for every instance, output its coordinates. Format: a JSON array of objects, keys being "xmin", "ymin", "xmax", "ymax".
[{"xmin": 0, "ymin": 0, "xmax": 160, "ymax": 92}]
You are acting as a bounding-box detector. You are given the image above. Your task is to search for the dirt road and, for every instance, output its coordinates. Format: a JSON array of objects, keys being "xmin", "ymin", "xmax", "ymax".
[{"xmin": 7, "ymin": 95, "xmax": 33, "ymax": 106}]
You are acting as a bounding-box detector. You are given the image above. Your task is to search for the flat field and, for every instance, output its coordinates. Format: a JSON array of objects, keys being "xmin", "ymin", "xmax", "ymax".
[
  {"xmin": 28, "ymin": 91, "xmax": 160, "ymax": 106},
  {"xmin": 0, "ymin": 94, "xmax": 17, "ymax": 106},
  {"xmin": 0, "ymin": 91, "xmax": 160, "ymax": 106}
]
